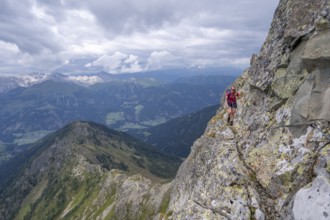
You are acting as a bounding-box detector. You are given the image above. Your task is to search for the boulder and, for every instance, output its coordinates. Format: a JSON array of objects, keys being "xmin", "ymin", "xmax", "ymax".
[{"xmin": 293, "ymin": 176, "xmax": 330, "ymax": 220}]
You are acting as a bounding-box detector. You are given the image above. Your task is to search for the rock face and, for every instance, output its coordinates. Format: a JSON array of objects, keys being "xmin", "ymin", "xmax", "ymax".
[{"xmin": 166, "ymin": 0, "xmax": 330, "ymax": 219}]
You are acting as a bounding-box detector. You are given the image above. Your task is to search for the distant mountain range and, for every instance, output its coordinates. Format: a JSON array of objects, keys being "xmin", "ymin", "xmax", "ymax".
[
  {"xmin": 0, "ymin": 73, "xmax": 48, "ymax": 94},
  {"xmin": 0, "ymin": 121, "xmax": 182, "ymax": 219},
  {"xmin": 0, "ymin": 72, "xmax": 115, "ymax": 94},
  {"xmin": 0, "ymin": 68, "xmax": 240, "ymax": 94},
  {"xmin": 0, "ymin": 72, "xmax": 235, "ymax": 160}
]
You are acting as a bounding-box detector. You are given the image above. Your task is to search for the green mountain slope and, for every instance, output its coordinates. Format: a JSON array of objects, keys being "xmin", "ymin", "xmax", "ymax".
[
  {"xmin": 130, "ymin": 105, "xmax": 219, "ymax": 157},
  {"xmin": 0, "ymin": 81, "xmax": 96, "ymax": 148},
  {"xmin": 0, "ymin": 121, "xmax": 181, "ymax": 220}
]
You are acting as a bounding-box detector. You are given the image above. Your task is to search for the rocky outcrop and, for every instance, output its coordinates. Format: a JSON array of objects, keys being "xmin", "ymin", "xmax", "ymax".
[{"xmin": 166, "ymin": 0, "xmax": 330, "ymax": 219}]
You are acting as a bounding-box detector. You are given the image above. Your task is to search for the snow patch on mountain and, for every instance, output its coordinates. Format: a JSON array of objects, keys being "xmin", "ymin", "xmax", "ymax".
[{"xmin": 67, "ymin": 75, "xmax": 103, "ymax": 85}]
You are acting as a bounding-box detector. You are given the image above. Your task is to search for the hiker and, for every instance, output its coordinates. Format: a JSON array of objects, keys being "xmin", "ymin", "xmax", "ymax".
[{"xmin": 225, "ymin": 86, "xmax": 240, "ymax": 125}]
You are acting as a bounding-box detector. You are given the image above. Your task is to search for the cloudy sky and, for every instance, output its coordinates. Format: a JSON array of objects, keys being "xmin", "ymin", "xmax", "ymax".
[{"xmin": 0, "ymin": 0, "xmax": 279, "ymax": 75}]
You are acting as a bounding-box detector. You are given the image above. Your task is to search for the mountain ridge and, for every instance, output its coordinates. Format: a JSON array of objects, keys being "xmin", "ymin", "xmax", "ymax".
[
  {"xmin": 0, "ymin": 121, "xmax": 181, "ymax": 219},
  {"xmin": 0, "ymin": 68, "xmax": 240, "ymax": 94}
]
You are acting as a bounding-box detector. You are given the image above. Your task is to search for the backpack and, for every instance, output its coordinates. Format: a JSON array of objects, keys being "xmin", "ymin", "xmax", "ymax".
[
  {"xmin": 226, "ymin": 89, "xmax": 237, "ymax": 102},
  {"xmin": 225, "ymin": 89, "xmax": 231, "ymax": 99}
]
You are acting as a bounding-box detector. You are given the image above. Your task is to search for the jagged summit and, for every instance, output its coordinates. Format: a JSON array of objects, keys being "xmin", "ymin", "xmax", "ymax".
[{"xmin": 49, "ymin": 121, "xmax": 182, "ymax": 180}]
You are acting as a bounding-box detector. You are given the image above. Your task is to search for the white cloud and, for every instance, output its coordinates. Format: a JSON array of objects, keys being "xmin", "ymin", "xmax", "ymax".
[
  {"xmin": 121, "ymin": 55, "xmax": 143, "ymax": 73},
  {"xmin": 146, "ymin": 51, "xmax": 178, "ymax": 70},
  {"xmin": 0, "ymin": 41, "xmax": 20, "ymax": 59},
  {"xmin": 84, "ymin": 63, "xmax": 92, "ymax": 68},
  {"xmin": 0, "ymin": 0, "xmax": 279, "ymax": 75},
  {"xmin": 87, "ymin": 52, "xmax": 143, "ymax": 74},
  {"xmin": 124, "ymin": 55, "xmax": 138, "ymax": 64}
]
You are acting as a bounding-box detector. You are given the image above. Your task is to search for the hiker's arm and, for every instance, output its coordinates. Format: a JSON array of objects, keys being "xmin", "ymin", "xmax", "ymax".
[{"xmin": 237, "ymin": 92, "xmax": 243, "ymax": 103}]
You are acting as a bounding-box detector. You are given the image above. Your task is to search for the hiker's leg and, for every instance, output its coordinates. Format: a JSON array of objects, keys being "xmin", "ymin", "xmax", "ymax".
[
  {"xmin": 231, "ymin": 108, "xmax": 236, "ymax": 119},
  {"xmin": 227, "ymin": 103, "xmax": 232, "ymax": 123},
  {"xmin": 230, "ymin": 102, "xmax": 237, "ymax": 124},
  {"xmin": 227, "ymin": 107, "xmax": 231, "ymax": 115},
  {"xmin": 227, "ymin": 108, "xmax": 231, "ymax": 123}
]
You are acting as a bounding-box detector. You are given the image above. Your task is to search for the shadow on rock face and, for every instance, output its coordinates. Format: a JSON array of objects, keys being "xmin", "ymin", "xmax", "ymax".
[{"xmin": 290, "ymin": 30, "xmax": 330, "ymax": 137}]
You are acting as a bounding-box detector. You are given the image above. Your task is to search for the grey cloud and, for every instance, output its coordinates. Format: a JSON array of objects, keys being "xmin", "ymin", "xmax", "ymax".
[
  {"xmin": 0, "ymin": 0, "xmax": 62, "ymax": 55},
  {"xmin": 84, "ymin": 1, "xmax": 221, "ymax": 34},
  {"xmin": 1, "ymin": 22, "xmax": 61, "ymax": 55},
  {"xmin": 0, "ymin": 0, "xmax": 31, "ymax": 19},
  {"xmin": 0, "ymin": 0, "xmax": 279, "ymax": 75},
  {"xmin": 190, "ymin": 1, "xmax": 279, "ymax": 30},
  {"xmin": 34, "ymin": 0, "xmax": 84, "ymax": 22},
  {"xmin": 85, "ymin": 0, "xmax": 180, "ymax": 35},
  {"xmin": 83, "ymin": 0, "xmax": 279, "ymax": 45}
]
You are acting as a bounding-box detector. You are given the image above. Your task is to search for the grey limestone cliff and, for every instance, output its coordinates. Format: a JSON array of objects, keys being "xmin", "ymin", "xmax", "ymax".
[{"xmin": 166, "ymin": 0, "xmax": 330, "ymax": 219}]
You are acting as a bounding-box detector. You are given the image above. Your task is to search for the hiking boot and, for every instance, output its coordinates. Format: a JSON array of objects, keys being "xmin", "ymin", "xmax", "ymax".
[{"xmin": 227, "ymin": 115, "xmax": 231, "ymax": 124}]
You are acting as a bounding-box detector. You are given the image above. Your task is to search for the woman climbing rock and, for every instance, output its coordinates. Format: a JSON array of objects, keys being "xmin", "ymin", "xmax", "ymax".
[{"xmin": 225, "ymin": 86, "xmax": 240, "ymax": 126}]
